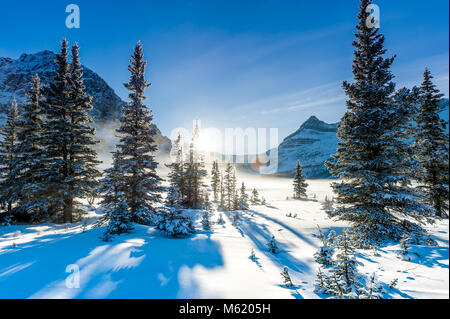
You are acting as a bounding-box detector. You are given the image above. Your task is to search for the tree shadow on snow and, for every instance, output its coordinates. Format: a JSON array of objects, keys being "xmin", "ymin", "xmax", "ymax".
[{"xmin": 0, "ymin": 224, "xmax": 224, "ymax": 298}]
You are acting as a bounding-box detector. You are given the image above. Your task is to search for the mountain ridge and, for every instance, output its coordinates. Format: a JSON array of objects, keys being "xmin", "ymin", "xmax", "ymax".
[{"xmin": 0, "ymin": 50, "xmax": 171, "ymax": 154}]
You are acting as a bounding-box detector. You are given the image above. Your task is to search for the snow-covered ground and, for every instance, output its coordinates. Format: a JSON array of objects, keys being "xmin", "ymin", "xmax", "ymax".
[{"xmin": 0, "ymin": 177, "xmax": 448, "ymax": 299}]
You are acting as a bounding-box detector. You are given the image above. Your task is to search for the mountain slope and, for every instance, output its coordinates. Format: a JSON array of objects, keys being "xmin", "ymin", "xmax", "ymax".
[
  {"xmin": 274, "ymin": 116, "xmax": 338, "ymax": 178},
  {"xmin": 0, "ymin": 50, "xmax": 123, "ymax": 120},
  {"xmin": 269, "ymin": 98, "xmax": 448, "ymax": 178},
  {"xmin": 0, "ymin": 50, "xmax": 171, "ymax": 154}
]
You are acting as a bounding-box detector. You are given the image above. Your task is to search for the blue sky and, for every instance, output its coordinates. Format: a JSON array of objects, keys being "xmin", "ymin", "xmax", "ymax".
[{"xmin": 0, "ymin": 0, "xmax": 448, "ymax": 142}]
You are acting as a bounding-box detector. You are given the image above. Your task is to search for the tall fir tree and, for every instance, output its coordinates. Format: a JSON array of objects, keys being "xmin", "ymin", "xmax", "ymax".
[
  {"xmin": 293, "ymin": 160, "xmax": 308, "ymax": 199},
  {"xmin": 182, "ymin": 122, "xmax": 207, "ymax": 208},
  {"xmin": 211, "ymin": 161, "xmax": 220, "ymax": 202},
  {"xmin": 326, "ymin": 0, "xmax": 430, "ymax": 245},
  {"xmin": 157, "ymin": 185, "xmax": 195, "ymax": 237},
  {"xmin": 223, "ymin": 163, "xmax": 236, "ymax": 210},
  {"xmin": 0, "ymin": 100, "xmax": 20, "ymax": 221},
  {"xmin": 100, "ymin": 41, "xmax": 163, "ymax": 229},
  {"xmin": 14, "ymin": 75, "xmax": 49, "ymax": 222},
  {"xmin": 219, "ymin": 173, "xmax": 225, "ymax": 209},
  {"xmin": 166, "ymin": 132, "xmax": 185, "ymax": 199},
  {"xmin": 41, "ymin": 38, "xmax": 74, "ymax": 222},
  {"xmin": 414, "ymin": 69, "xmax": 449, "ymax": 217},
  {"xmin": 250, "ymin": 188, "xmax": 260, "ymax": 205},
  {"xmin": 239, "ymin": 182, "xmax": 249, "ymax": 210},
  {"xmin": 67, "ymin": 43, "xmax": 102, "ymax": 219}
]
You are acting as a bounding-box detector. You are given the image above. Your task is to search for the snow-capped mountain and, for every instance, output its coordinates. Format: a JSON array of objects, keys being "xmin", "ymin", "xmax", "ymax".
[
  {"xmin": 263, "ymin": 98, "xmax": 449, "ymax": 179},
  {"xmin": 273, "ymin": 115, "xmax": 339, "ymax": 178},
  {"xmin": 0, "ymin": 50, "xmax": 171, "ymax": 153},
  {"xmin": 0, "ymin": 50, "xmax": 123, "ymax": 120}
]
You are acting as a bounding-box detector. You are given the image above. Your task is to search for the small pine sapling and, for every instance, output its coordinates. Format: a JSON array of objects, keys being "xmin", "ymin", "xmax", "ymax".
[
  {"xmin": 202, "ymin": 211, "xmax": 212, "ymax": 230},
  {"xmin": 280, "ymin": 266, "xmax": 294, "ymax": 287},
  {"xmin": 267, "ymin": 235, "xmax": 279, "ymax": 254},
  {"xmin": 217, "ymin": 213, "xmax": 225, "ymax": 224},
  {"xmin": 389, "ymin": 278, "xmax": 398, "ymax": 289},
  {"xmin": 231, "ymin": 212, "xmax": 240, "ymax": 226},
  {"xmin": 314, "ymin": 226, "xmax": 334, "ymax": 267}
]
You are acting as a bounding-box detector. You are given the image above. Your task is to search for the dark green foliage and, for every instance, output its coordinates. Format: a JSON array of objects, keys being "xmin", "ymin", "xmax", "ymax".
[
  {"xmin": 293, "ymin": 160, "xmax": 308, "ymax": 199},
  {"xmin": 414, "ymin": 69, "xmax": 449, "ymax": 217}
]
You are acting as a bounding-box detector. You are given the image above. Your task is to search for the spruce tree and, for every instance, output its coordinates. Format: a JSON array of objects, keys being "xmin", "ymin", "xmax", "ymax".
[
  {"xmin": 158, "ymin": 185, "xmax": 195, "ymax": 237},
  {"xmin": 41, "ymin": 38, "xmax": 74, "ymax": 222},
  {"xmin": 250, "ymin": 188, "xmax": 260, "ymax": 205},
  {"xmin": 100, "ymin": 42, "xmax": 163, "ymax": 228},
  {"xmin": 232, "ymin": 189, "xmax": 239, "ymax": 211},
  {"xmin": 67, "ymin": 43, "xmax": 102, "ymax": 219},
  {"xmin": 239, "ymin": 182, "xmax": 249, "ymax": 210},
  {"xmin": 0, "ymin": 100, "xmax": 20, "ymax": 221},
  {"xmin": 166, "ymin": 132, "xmax": 185, "ymax": 200},
  {"xmin": 14, "ymin": 75, "xmax": 48, "ymax": 222},
  {"xmin": 223, "ymin": 163, "xmax": 236, "ymax": 210},
  {"xmin": 414, "ymin": 69, "xmax": 449, "ymax": 217},
  {"xmin": 211, "ymin": 161, "xmax": 220, "ymax": 202},
  {"xmin": 103, "ymin": 193, "xmax": 133, "ymax": 237},
  {"xmin": 293, "ymin": 160, "xmax": 308, "ymax": 199},
  {"xmin": 183, "ymin": 123, "xmax": 207, "ymax": 208},
  {"xmin": 219, "ymin": 173, "xmax": 225, "ymax": 209},
  {"xmin": 326, "ymin": 0, "xmax": 430, "ymax": 245},
  {"xmin": 201, "ymin": 210, "xmax": 212, "ymax": 230},
  {"xmin": 267, "ymin": 235, "xmax": 278, "ymax": 254}
]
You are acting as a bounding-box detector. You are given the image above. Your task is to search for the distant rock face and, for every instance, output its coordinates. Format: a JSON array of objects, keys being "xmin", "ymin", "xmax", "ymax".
[
  {"xmin": 0, "ymin": 50, "xmax": 171, "ymax": 154},
  {"xmin": 0, "ymin": 50, "xmax": 123, "ymax": 120},
  {"xmin": 274, "ymin": 116, "xmax": 339, "ymax": 178},
  {"xmin": 273, "ymin": 98, "xmax": 449, "ymax": 179}
]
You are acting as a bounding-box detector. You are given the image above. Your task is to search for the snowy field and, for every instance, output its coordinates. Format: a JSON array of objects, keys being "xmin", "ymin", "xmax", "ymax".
[{"xmin": 0, "ymin": 177, "xmax": 448, "ymax": 299}]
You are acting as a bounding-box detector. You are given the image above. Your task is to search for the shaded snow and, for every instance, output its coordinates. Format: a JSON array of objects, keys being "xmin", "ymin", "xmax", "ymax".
[{"xmin": 0, "ymin": 178, "xmax": 447, "ymax": 299}]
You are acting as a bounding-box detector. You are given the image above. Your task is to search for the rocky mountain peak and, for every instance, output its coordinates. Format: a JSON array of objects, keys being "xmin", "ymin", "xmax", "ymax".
[{"xmin": 0, "ymin": 50, "xmax": 123, "ymax": 120}]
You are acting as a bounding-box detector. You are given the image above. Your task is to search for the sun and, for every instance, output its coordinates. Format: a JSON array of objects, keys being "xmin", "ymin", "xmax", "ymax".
[{"xmin": 197, "ymin": 131, "xmax": 221, "ymax": 152}]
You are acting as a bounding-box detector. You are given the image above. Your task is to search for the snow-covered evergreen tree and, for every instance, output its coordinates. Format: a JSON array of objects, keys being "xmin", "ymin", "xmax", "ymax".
[
  {"xmin": 326, "ymin": 0, "xmax": 431, "ymax": 245},
  {"xmin": 267, "ymin": 235, "xmax": 279, "ymax": 254},
  {"xmin": 359, "ymin": 273, "xmax": 384, "ymax": 299},
  {"xmin": 201, "ymin": 210, "xmax": 212, "ymax": 230},
  {"xmin": 317, "ymin": 232, "xmax": 363, "ymax": 298},
  {"xmin": 280, "ymin": 266, "xmax": 294, "ymax": 287},
  {"xmin": 202, "ymin": 190, "xmax": 211, "ymax": 210},
  {"xmin": 100, "ymin": 41, "xmax": 163, "ymax": 228},
  {"xmin": 158, "ymin": 185, "xmax": 195, "ymax": 237},
  {"xmin": 249, "ymin": 248, "xmax": 256, "ymax": 259},
  {"xmin": 67, "ymin": 43, "xmax": 102, "ymax": 220},
  {"xmin": 0, "ymin": 100, "xmax": 20, "ymax": 222},
  {"xmin": 211, "ymin": 160, "xmax": 220, "ymax": 202},
  {"xmin": 414, "ymin": 68, "xmax": 449, "ymax": 218},
  {"xmin": 231, "ymin": 212, "xmax": 239, "ymax": 226},
  {"xmin": 40, "ymin": 38, "xmax": 75, "ymax": 222},
  {"xmin": 261, "ymin": 196, "xmax": 266, "ymax": 205},
  {"xmin": 293, "ymin": 160, "xmax": 308, "ymax": 199},
  {"xmin": 13, "ymin": 75, "xmax": 49, "ymax": 222},
  {"xmin": 216, "ymin": 213, "xmax": 225, "ymax": 224},
  {"xmin": 166, "ymin": 132, "xmax": 185, "ymax": 201},
  {"xmin": 219, "ymin": 173, "xmax": 225, "ymax": 210},
  {"xmin": 183, "ymin": 122, "xmax": 207, "ymax": 208},
  {"xmin": 223, "ymin": 163, "xmax": 236, "ymax": 210},
  {"xmin": 332, "ymin": 233, "xmax": 361, "ymax": 294},
  {"xmin": 250, "ymin": 188, "xmax": 260, "ymax": 205},
  {"xmin": 102, "ymin": 193, "xmax": 133, "ymax": 237},
  {"xmin": 238, "ymin": 182, "xmax": 249, "ymax": 210},
  {"xmin": 314, "ymin": 226, "xmax": 334, "ymax": 267}
]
